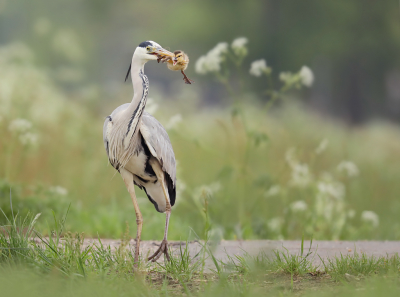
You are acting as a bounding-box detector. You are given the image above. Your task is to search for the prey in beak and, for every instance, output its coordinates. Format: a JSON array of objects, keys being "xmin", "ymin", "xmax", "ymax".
[
  {"xmin": 165, "ymin": 50, "xmax": 194, "ymax": 84},
  {"xmin": 153, "ymin": 47, "xmax": 175, "ymax": 63}
]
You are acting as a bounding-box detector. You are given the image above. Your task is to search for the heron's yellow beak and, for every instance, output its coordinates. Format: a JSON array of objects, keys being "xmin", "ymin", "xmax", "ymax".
[{"xmin": 154, "ymin": 47, "xmax": 174, "ymax": 60}]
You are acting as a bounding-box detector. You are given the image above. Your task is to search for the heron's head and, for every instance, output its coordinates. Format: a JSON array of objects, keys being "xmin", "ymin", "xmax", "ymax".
[{"xmin": 134, "ymin": 41, "xmax": 174, "ymax": 62}]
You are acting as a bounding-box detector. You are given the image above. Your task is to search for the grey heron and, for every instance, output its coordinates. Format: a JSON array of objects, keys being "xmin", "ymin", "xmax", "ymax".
[{"xmin": 103, "ymin": 41, "xmax": 177, "ymax": 267}]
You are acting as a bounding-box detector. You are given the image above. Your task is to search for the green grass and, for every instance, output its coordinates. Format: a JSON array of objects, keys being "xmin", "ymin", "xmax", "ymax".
[
  {"xmin": 320, "ymin": 250, "xmax": 400, "ymax": 281},
  {"xmin": 1, "ymin": 208, "xmax": 400, "ymax": 297}
]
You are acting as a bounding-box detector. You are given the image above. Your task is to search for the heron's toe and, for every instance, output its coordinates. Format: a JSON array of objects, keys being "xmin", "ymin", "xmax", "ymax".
[{"xmin": 148, "ymin": 239, "xmax": 170, "ymax": 262}]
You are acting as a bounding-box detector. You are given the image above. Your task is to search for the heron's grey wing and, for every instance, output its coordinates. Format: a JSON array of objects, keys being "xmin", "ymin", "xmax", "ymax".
[
  {"xmin": 103, "ymin": 103, "xmax": 130, "ymax": 165},
  {"xmin": 140, "ymin": 111, "xmax": 176, "ymax": 186}
]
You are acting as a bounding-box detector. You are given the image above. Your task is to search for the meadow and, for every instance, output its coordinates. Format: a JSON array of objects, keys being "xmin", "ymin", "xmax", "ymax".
[
  {"xmin": 1, "ymin": 38, "xmax": 400, "ymax": 295},
  {"xmin": 1, "ymin": 40, "xmax": 400, "ymax": 242}
]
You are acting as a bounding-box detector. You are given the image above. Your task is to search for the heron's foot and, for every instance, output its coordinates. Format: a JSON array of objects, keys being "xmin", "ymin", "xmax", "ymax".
[{"xmin": 148, "ymin": 239, "xmax": 170, "ymax": 262}]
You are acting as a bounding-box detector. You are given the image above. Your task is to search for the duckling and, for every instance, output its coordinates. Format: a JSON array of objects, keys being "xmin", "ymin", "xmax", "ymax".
[{"xmin": 167, "ymin": 51, "xmax": 194, "ymax": 85}]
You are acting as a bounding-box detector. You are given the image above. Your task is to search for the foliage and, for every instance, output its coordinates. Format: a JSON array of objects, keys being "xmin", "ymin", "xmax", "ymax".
[{"xmin": 1, "ymin": 38, "xmax": 399, "ymax": 241}]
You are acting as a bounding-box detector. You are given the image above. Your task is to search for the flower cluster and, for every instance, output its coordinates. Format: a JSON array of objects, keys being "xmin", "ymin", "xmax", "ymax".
[
  {"xmin": 264, "ymin": 185, "xmax": 281, "ymax": 197},
  {"xmin": 8, "ymin": 118, "xmax": 38, "ymax": 147},
  {"xmin": 8, "ymin": 118, "xmax": 32, "ymax": 133},
  {"xmin": 249, "ymin": 59, "xmax": 268, "ymax": 77},
  {"xmin": 279, "ymin": 66, "xmax": 314, "ymax": 88},
  {"xmin": 286, "ymin": 148, "xmax": 312, "ymax": 187},
  {"xmin": 290, "ymin": 200, "xmax": 308, "ymax": 213},
  {"xmin": 231, "ymin": 37, "xmax": 248, "ymax": 57},
  {"xmin": 299, "ymin": 66, "xmax": 314, "ymax": 87},
  {"xmin": 361, "ymin": 210, "xmax": 379, "ymax": 228},
  {"xmin": 195, "ymin": 42, "xmax": 229, "ymax": 74},
  {"xmin": 264, "ymin": 141, "xmax": 377, "ymax": 240}
]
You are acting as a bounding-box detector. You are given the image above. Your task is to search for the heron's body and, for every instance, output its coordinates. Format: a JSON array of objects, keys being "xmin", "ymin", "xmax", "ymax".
[
  {"xmin": 103, "ymin": 107, "xmax": 176, "ymax": 213},
  {"xmin": 102, "ymin": 41, "xmax": 177, "ymax": 267}
]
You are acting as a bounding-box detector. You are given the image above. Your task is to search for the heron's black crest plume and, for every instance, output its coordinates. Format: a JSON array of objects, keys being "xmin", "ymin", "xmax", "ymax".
[
  {"xmin": 125, "ymin": 63, "xmax": 131, "ymax": 82},
  {"xmin": 139, "ymin": 41, "xmax": 153, "ymax": 48}
]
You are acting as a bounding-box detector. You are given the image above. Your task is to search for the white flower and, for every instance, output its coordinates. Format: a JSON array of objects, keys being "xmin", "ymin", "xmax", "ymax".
[
  {"xmin": 8, "ymin": 118, "xmax": 32, "ymax": 133},
  {"xmin": 315, "ymin": 138, "xmax": 329, "ymax": 154},
  {"xmin": 264, "ymin": 185, "xmax": 281, "ymax": 197},
  {"xmin": 195, "ymin": 42, "xmax": 229, "ymax": 75},
  {"xmin": 49, "ymin": 186, "xmax": 68, "ymax": 196},
  {"xmin": 285, "ymin": 148, "xmax": 312, "ymax": 187},
  {"xmin": 212, "ymin": 42, "xmax": 229, "ymax": 55},
  {"xmin": 195, "ymin": 56, "xmax": 208, "ymax": 74},
  {"xmin": 290, "ymin": 200, "xmax": 308, "ymax": 213},
  {"xmin": 231, "ymin": 37, "xmax": 248, "ymax": 56},
  {"xmin": 361, "ymin": 211, "xmax": 379, "ymax": 228},
  {"xmin": 337, "ymin": 161, "xmax": 359, "ymax": 177},
  {"xmin": 19, "ymin": 132, "xmax": 38, "ymax": 146},
  {"xmin": 231, "ymin": 37, "xmax": 248, "ymax": 50},
  {"xmin": 267, "ymin": 217, "xmax": 282, "ymax": 233},
  {"xmin": 299, "ymin": 66, "xmax": 314, "ymax": 87},
  {"xmin": 317, "ymin": 181, "xmax": 345, "ymax": 200},
  {"xmin": 290, "ymin": 164, "xmax": 312, "ymax": 187},
  {"xmin": 165, "ymin": 114, "xmax": 182, "ymax": 130},
  {"xmin": 249, "ymin": 59, "xmax": 267, "ymax": 77}
]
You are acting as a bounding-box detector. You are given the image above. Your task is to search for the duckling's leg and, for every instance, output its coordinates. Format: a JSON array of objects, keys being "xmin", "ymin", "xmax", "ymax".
[{"xmin": 181, "ymin": 70, "xmax": 194, "ymax": 84}]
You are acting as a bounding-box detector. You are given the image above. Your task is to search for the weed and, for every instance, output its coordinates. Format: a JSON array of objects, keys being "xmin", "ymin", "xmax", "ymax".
[
  {"xmin": 271, "ymin": 235, "xmax": 316, "ymax": 276},
  {"xmin": 320, "ymin": 250, "xmax": 400, "ymax": 281}
]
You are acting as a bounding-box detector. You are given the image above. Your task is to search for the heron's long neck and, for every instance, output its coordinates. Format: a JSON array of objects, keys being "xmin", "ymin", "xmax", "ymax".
[{"xmin": 123, "ymin": 60, "xmax": 149, "ymax": 148}]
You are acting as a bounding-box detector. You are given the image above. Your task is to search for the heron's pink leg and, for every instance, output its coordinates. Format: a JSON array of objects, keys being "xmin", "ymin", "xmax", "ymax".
[
  {"xmin": 120, "ymin": 168, "xmax": 143, "ymax": 269},
  {"xmin": 148, "ymin": 158, "xmax": 172, "ymax": 262}
]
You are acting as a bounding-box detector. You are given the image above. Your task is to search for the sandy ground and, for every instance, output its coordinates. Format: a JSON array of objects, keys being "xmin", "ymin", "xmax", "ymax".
[{"xmin": 81, "ymin": 239, "xmax": 400, "ymax": 268}]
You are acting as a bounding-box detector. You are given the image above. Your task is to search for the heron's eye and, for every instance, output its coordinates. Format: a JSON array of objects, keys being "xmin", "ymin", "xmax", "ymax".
[{"xmin": 146, "ymin": 46, "xmax": 151, "ymax": 52}]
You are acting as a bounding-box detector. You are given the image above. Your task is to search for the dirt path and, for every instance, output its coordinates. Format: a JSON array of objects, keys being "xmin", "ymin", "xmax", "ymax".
[{"xmin": 83, "ymin": 239, "xmax": 400, "ymax": 268}]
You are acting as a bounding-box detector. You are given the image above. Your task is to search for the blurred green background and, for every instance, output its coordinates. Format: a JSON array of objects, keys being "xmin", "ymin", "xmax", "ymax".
[{"xmin": 1, "ymin": 0, "xmax": 400, "ymax": 240}]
